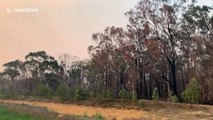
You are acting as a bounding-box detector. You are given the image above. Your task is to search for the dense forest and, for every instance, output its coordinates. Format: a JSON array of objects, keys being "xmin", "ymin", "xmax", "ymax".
[{"xmin": 0, "ymin": 0, "xmax": 213, "ymax": 104}]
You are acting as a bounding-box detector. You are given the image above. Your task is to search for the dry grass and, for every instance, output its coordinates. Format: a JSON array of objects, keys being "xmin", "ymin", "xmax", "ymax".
[
  {"xmin": 0, "ymin": 99, "xmax": 213, "ymax": 120},
  {"xmin": 0, "ymin": 102, "xmax": 95, "ymax": 120}
]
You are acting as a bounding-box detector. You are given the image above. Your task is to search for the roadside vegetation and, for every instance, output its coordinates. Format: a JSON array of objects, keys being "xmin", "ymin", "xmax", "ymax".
[
  {"xmin": 0, "ymin": 103, "xmax": 99, "ymax": 120},
  {"xmin": 1, "ymin": 99, "xmax": 213, "ymax": 120}
]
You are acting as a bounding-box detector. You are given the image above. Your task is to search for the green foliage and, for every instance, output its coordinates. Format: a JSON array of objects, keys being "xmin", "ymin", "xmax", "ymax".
[
  {"xmin": 0, "ymin": 87, "xmax": 15, "ymax": 98},
  {"xmin": 56, "ymin": 85, "xmax": 70, "ymax": 101},
  {"xmin": 152, "ymin": 88, "xmax": 159, "ymax": 100},
  {"xmin": 0, "ymin": 103, "xmax": 94, "ymax": 120},
  {"xmin": 75, "ymin": 88, "xmax": 88, "ymax": 100},
  {"xmin": 103, "ymin": 90, "xmax": 113, "ymax": 99},
  {"xmin": 138, "ymin": 100, "xmax": 144, "ymax": 107},
  {"xmin": 182, "ymin": 79, "xmax": 201, "ymax": 104},
  {"xmin": 68, "ymin": 86, "xmax": 79, "ymax": 98},
  {"xmin": 0, "ymin": 104, "xmax": 57, "ymax": 120},
  {"xmin": 89, "ymin": 91, "xmax": 96, "ymax": 98},
  {"xmin": 119, "ymin": 87, "xmax": 131, "ymax": 99},
  {"xmin": 94, "ymin": 113, "xmax": 104, "ymax": 120},
  {"xmin": 131, "ymin": 90, "xmax": 138, "ymax": 101},
  {"xmin": 35, "ymin": 84, "xmax": 50, "ymax": 98},
  {"xmin": 2, "ymin": 60, "xmax": 22, "ymax": 80},
  {"xmin": 0, "ymin": 89, "xmax": 2, "ymax": 97},
  {"xmin": 169, "ymin": 95, "xmax": 178, "ymax": 103},
  {"xmin": 0, "ymin": 106, "xmax": 32, "ymax": 120}
]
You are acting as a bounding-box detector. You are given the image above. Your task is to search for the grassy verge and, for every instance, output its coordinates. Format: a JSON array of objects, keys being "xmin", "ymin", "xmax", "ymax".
[
  {"xmin": 1, "ymin": 96, "xmax": 213, "ymax": 120},
  {"xmin": 0, "ymin": 103, "xmax": 97, "ymax": 120},
  {"xmin": 0, "ymin": 95, "xmax": 210, "ymax": 110}
]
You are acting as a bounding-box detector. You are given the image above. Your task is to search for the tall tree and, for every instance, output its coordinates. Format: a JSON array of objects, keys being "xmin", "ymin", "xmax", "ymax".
[{"xmin": 2, "ymin": 60, "xmax": 24, "ymax": 94}]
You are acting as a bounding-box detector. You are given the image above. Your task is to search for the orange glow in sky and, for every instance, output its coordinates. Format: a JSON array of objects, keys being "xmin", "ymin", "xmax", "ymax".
[
  {"xmin": 0, "ymin": 0, "xmax": 139, "ymax": 71},
  {"xmin": 0, "ymin": 0, "xmax": 211, "ymax": 71}
]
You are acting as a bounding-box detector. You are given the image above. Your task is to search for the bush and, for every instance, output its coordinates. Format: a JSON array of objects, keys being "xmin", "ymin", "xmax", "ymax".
[
  {"xmin": 169, "ymin": 95, "xmax": 178, "ymax": 103},
  {"xmin": 0, "ymin": 89, "xmax": 2, "ymax": 97},
  {"xmin": 103, "ymin": 90, "xmax": 112, "ymax": 99},
  {"xmin": 119, "ymin": 87, "xmax": 131, "ymax": 99},
  {"xmin": 89, "ymin": 90, "xmax": 102, "ymax": 99},
  {"xmin": 0, "ymin": 88, "xmax": 14, "ymax": 98},
  {"xmin": 89, "ymin": 91, "xmax": 96, "ymax": 97},
  {"xmin": 35, "ymin": 84, "xmax": 50, "ymax": 98},
  {"xmin": 182, "ymin": 79, "xmax": 201, "ymax": 104},
  {"xmin": 131, "ymin": 90, "xmax": 138, "ymax": 101},
  {"xmin": 152, "ymin": 88, "xmax": 159, "ymax": 100},
  {"xmin": 56, "ymin": 85, "xmax": 70, "ymax": 101},
  {"xmin": 75, "ymin": 88, "xmax": 88, "ymax": 100},
  {"xmin": 94, "ymin": 113, "xmax": 104, "ymax": 120},
  {"xmin": 138, "ymin": 100, "xmax": 144, "ymax": 107}
]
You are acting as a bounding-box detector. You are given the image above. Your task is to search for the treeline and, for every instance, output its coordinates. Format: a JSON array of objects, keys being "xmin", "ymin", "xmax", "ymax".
[{"xmin": 0, "ymin": 0, "xmax": 213, "ymax": 104}]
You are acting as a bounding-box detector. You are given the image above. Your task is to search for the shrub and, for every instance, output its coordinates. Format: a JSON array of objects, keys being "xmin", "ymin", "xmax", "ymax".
[
  {"xmin": 152, "ymin": 88, "xmax": 159, "ymax": 100},
  {"xmin": 89, "ymin": 91, "xmax": 102, "ymax": 99},
  {"xmin": 182, "ymin": 79, "xmax": 201, "ymax": 104},
  {"xmin": 169, "ymin": 95, "xmax": 178, "ymax": 103},
  {"xmin": 94, "ymin": 113, "xmax": 104, "ymax": 120},
  {"xmin": 89, "ymin": 91, "xmax": 96, "ymax": 97},
  {"xmin": 75, "ymin": 88, "xmax": 88, "ymax": 100},
  {"xmin": 35, "ymin": 84, "xmax": 50, "ymax": 98},
  {"xmin": 56, "ymin": 85, "xmax": 70, "ymax": 101},
  {"xmin": 0, "ymin": 89, "xmax": 2, "ymax": 97},
  {"xmin": 131, "ymin": 90, "xmax": 138, "ymax": 102},
  {"xmin": 1, "ymin": 88, "xmax": 14, "ymax": 98},
  {"xmin": 103, "ymin": 90, "xmax": 112, "ymax": 99},
  {"xmin": 69, "ymin": 87, "xmax": 78, "ymax": 98},
  {"xmin": 119, "ymin": 87, "xmax": 131, "ymax": 99},
  {"xmin": 138, "ymin": 100, "xmax": 144, "ymax": 107}
]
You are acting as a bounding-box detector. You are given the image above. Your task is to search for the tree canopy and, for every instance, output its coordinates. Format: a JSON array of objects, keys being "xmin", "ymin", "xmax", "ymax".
[{"xmin": 0, "ymin": 0, "xmax": 212, "ymax": 104}]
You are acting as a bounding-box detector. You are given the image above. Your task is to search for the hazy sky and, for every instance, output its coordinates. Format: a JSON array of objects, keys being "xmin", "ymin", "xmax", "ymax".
[{"xmin": 0, "ymin": 0, "xmax": 212, "ymax": 71}]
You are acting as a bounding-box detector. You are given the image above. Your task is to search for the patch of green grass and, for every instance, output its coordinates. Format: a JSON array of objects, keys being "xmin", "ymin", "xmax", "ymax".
[
  {"xmin": 93, "ymin": 113, "xmax": 105, "ymax": 120},
  {"xmin": 0, "ymin": 106, "xmax": 34, "ymax": 120},
  {"xmin": 0, "ymin": 103, "xmax": 96, "ymax": 120}
]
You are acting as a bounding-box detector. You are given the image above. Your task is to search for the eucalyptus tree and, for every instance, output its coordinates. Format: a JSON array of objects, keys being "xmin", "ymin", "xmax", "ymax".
[
  {"xmin": 2, "ymin": 60, "xmax": 24, "ymax": 94},
  {"xmin": 183, "ymin": 4, "xmax": 213, "ymax": 104},
  {"xmin": 125, "ymin": 0, "xmax": 199, "ymax": 99},
  {"xmin": 88, "ymin": 26, "xmax": 130, "ymax": 96},
  {"xmin": 24, "ymin": 51, "xmax": 61, "ymax": 92},
  {"xmin": 58, "ymin": 54, "xmax": 80, "ymax": 86}
]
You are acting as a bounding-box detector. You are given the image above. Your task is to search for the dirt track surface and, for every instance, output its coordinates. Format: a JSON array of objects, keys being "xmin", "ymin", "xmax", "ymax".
[
  {"xmin": 0, "ymin": 99, "xmax": 150, "ymax": 120},
  {"xmin": 1, "ymin": 99, "xmax": 213, "ymax": 120}
]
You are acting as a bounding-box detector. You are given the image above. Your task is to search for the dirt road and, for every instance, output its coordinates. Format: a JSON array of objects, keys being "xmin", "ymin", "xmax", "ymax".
[
  {"xmin": 0, "ymin": 99, "xmax": 151, "ymax": 120},
  {"xmin": 1, "ymin": 99, "xmax": 212, "ymax": 120}
]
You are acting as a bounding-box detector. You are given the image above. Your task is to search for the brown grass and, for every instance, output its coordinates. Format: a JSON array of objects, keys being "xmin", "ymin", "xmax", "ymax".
[{"xmin": 0, "ymin": 99, "xmax": 213, "ymax": 120}]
